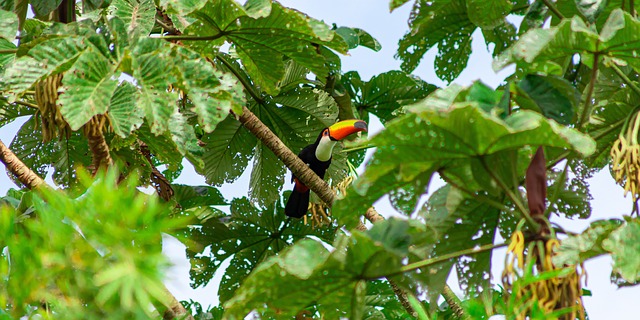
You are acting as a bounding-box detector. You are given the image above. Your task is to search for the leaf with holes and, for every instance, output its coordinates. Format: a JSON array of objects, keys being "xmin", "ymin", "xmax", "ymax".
[
  {"xmin": 180, "ymin": 196, "xmax": 335, "ymax": 303},
  {"xmin": 58, "ymin": 49, "xmax": 119, "ymax": 130}
]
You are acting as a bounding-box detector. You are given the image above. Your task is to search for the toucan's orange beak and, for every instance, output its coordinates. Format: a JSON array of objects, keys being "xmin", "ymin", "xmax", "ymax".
[{"xmin": 328, "ymin": 119, "xmax": 367, "ymax": 141}]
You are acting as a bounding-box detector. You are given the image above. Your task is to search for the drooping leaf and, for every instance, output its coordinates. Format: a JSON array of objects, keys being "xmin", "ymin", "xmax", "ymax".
[
  {"xmin": 131, "ymin": 38, "xmax": 177, "ymax": 135},
  {"xmin": 602, "ymin": 219, "xmax": 640, "ymax": 283},
  {"xmin": 108, "ymin": 81, "xmax": 144, "ymax": 137},
  {"xmin": 186, "ymin": 1, "xmax": 348, "ymax": 94},
  {"xmin": 181, "ymin": 196, "xmax": 336, "ymax": 303},
  {"xmin": 108, "ymin": 0, "xmax": 156, "ymax": 36},
  {"xmin": 0, "ymin": 9, "xmax": 18, "ymax": 40},
  {"xmin": 335, "ymin": 26, "xmax": 382, "ymax": 51},
  {"xmin": 358, "ymin": 70, "xmax": 436, "ymax": 124},
  {"xmin": 249, "ymin": 142, "xmax": 286, "ymax": 207},
  {"xmin": 397, "ymin": 0, "xmax": 474, "ymax": 81},
  {"xmin": 1, "ymin": 36, "xmax": 86, "ymax": 98},
  {"xmin": 553, "ymin": 219, "xmax": 624, "ymax": 266},
  {"xmin": 58, "ymin": 49, "xmax": 119, "ymax": 130},
  {"xmin": 30, "ymin": 0, "xmax": 62, "ymax": 17}
]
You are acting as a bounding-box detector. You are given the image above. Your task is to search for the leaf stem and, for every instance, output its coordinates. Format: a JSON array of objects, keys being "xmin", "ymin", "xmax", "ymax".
[
  {"xmin": 341, "ymin": 144, "xmax": 374, "ymax": 153},
  {"xmin": 442, "ymin": 285, "xmax": 468, "ymax": 320},
  {"xmin": 541, "ymin": 0, "xmax": 565, "ymax": 20},
  {"xmin": 154, "ymin": 33, "xmax": 226, "ymax": 41},
  {"xmin": 439, "ymin": 170, "xmax": 512, "ymax": 213},
  {"xmin": 577, "ymin": 53, "xmax": 600, "ymax": 129},
  {"xmin": 480, "ymin": 158, "xmax": 539, "ymax": 230},
  {"xmin": 14, "ymin": 100, "xmax": 39, "ymax": 109},
  {"xmin": 393, "ymin": 242, "xmax": 508, "ymax": 276},
  {"xmin": 610, "ymin": 64, "xmax": 640, "ymax": 97},
  {"xmin": 0, "ymin": 49, "xmax": 17, "ymax": 54},
  {"xmin": 216, "ymin": 53, "xmax": 264, "ymax": 104}
]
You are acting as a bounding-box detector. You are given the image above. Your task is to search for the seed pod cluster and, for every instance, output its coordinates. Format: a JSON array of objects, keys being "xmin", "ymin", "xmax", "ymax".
[
  {"xmin": 35, "ymin": 73, "xmax": 69, "ymax": 142},
  {"xmin": 502, "ymin": 231, "xmax": 585, "ymax": 320},
  {"xmin": 611, "ymin": 110, "xmax": 640, "ymax": 200}
]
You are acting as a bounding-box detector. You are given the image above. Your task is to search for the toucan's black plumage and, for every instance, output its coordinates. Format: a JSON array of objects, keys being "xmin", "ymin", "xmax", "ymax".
[{"xmin": 285, "ymin": 120, "xmax": 367, "ymax": 218}]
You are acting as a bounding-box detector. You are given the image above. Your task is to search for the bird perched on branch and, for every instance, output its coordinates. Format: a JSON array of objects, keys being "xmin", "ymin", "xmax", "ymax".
[{"xmin": 285, "ymin": 119, "xmax": 367, "ymax": 218}]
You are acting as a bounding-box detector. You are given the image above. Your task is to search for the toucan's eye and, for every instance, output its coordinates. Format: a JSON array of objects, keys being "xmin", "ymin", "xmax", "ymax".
[{"xmin": 323, "ymin": 129, "xmax": 329, "ymax": 136}]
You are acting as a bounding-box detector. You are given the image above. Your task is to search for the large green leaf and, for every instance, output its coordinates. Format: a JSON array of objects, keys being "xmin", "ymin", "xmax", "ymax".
[
  {"xmin": 181, "ymin": 196, "xmax": 336, "ymax": 303},
  {"xmin": 602, "ymin": 219, "xmax": 640, "ymax": 283},
  {"xmin": 396, "ymin": 0, "xmax": 474, "ymax": 82},
  {"xmin": 0, "ymin": 9, "xmax": 18, "ymax": 40},
  {"xmin": 108, "ymin": 0, "xmax": 155, "ymax": 36},
  {"xmin": 107, "ymin": 81, "xmax": 144, "ymax": 137},
  {"xmin": 0, "ymin": 99, "xmax": 35, "ymax": 127},
  {"xmin": 466, "ymin": 0, "xmax": 511, "ymax": 29},
  {"xmin": 8, "ymin": 116, "xmax": 55, "ymax": 185},
  {"xmin": 515, "ymin": 74, "xmax": 579, "ymax": 125},
  {"xmin": 334, "ymin": 85, "xmax": 595, "ymax": 227},
  {"xmin": 553, "ymin": 219, "xmax": 624, "ymax": 266},
  {"xmin": 30, "ymin": 0, "xmax": 62, "ymax": 17},
  {"xmin": 199, "ymin": 114, "xmax": 257, "ymax": 186},
  {"xmin": 131, "ymin": 38, "xmax": 177, "ymax": 135},
  {"xmin": 1, "ymin": 36, "xmax": 86, "ymax": 98},
  {"xmin": 172, "ymin": 47, "xmax": 245, "ymax": 133},
  {"xmin": 58, "ymin": 49, "xmax": 119, "ymax": 130},
  {"xmin": 223, "ymin": 219, "xmax": 412, "ymax": 319},
  {"xmin": 357, "ymin": 70, "xmax": 436, "ymax": 124},
  {"xmin": 496, "ymin": 9, "xmax": 640, "ymax": 74},
  {"xmin": 186, "ymin": 1, "xmax": 348, "ymax": 94}
]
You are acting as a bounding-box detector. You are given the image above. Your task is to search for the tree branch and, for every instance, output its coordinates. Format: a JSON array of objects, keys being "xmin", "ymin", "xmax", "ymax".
[
  {"xmin": 541, "ymin": 0, "xmax": 565, "ymax": 20},
  {"xmin": 160, "ymin": 284, "xmax": 194, "ymax": 320},
  {"xmin": 237, "ymin": 106, "xmax": 335, "ymax": 205},
  {"xmin": 0, "ymin": 139, "xmax": 46, "ymax": 189}
]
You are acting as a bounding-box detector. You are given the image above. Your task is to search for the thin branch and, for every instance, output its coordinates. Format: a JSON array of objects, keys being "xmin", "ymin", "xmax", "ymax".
[
  {"xmin": 480, "ymin": 158, "xmax": 539, "ymax": 230},
  {"xmin": 237, "ymin": 106, "xmax": 335, "ymax": 205},
  {"xmin": 160, "ymin": 284, "xmax": 194, "ymax": 320},
  {"xmin": 541, "ymin": 0, "xmax": 565, "ymax": 20},
  {"xmin": 154, "ymin": 33, "xmax": 226, "ymax": 41},
  {"xmin": 577, "ymin": 54, "xmax": 600, "ymax": 129},
  {"xmin": 14, "ymin": 100, "xmax": 39, "ymax": 109},
  {"xmin": 394, "ymin": 242, "xmax": 508, "ymax": 276},
  {"xmin": 442, "ymin": 285, "xmax": 468, "ymax": 320},
  {"xmin": 0, "ymin": 49, "xmax": 17, "ymax": 54},
  {"xmin": 611, "ymin": 64, "xmax": 640, "ymax": 97},
  {"xmin": 0, "ymin": 139, "xmax": 46, "ymax": 189}
]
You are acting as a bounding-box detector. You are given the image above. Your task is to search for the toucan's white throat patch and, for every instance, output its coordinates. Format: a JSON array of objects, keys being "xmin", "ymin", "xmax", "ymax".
[{"xmin": 315, "ymin": 136, "xmax": 336, "ymax": 162}]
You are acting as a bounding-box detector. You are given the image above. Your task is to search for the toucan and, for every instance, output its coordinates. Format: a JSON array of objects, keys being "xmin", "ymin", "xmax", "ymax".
[{"xmin": 285, "ymin": 119, "xmax": 368, "ymax": 218}]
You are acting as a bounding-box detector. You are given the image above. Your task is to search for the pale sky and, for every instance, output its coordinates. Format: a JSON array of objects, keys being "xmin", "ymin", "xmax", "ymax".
[{"xmin": 1, "ymin": 1, "xmax": 638, "ymax": 319}]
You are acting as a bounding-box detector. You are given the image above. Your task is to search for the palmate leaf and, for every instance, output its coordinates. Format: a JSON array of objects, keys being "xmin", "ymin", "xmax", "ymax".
[
  {"xmin": 8, "ymin": 116, "xmax": 55, "ymax": 185},
  {"xmin": 224, "ymin": 219, "xmax": 413, "ymax": 319},
  {"xmin": 496, "ymin": 9, "xmax": 640, "ymax": 74},
  {"xmin": 0, "ymin": 99, "xmax": 35, "ymax": 127},
  {"xmin": 172, "ymin": 46, "xmax": 245, "ymax": 133},
  {"xmin": 515, "ymin": 74, "xmax": 579, "ymax": 125},
  {"xmin": 466, "ymin": 0, "xmax": 511, "ymax": 29},
  {"xmin": 181, "ymin": 196, "xmax": 336, "ymax": 303},
  {"xmin": 602, "ymin": 219, "xmax": 640, "ymax": 283},
  {"xmin": 30, "ymin": 0, "xmax": 62, "ymax": 17},
  {"xmin": 357, "ymin": 70, "xmax": 436, "ymax": 124},
  {"xmin": 397, "ymin": 0, "xmax": 473, "ymax": 82},
  {"xmin": 553, "ymin": 219, "xmax": 623, "ymax": 267},
  {"xmin": 409, "ymin": 185, "xmax": 499, "ymax": 301},
  {"xmin": 58, "ymin": 49, "xmax": 119, "ymax": 130},
  {"xmin": 199, "ymin": 114, "xmax": 257, "ymax": 186},
  {"xmin": 333, "ymin": 84, "xmax": 595, "ymax": 226},
  {"xmin": 186, "ymin": 1, "xmax": 348, "ymax": 94}
]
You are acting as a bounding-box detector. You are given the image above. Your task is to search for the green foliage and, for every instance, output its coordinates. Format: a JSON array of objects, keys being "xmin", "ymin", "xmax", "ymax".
[
  {"xmin": 2, "ymin": 0, "xmax": 640, "ymax": 319},
  {"xmin": 0, "ymin": 170, "xmax": 185, "ymax": 318}
]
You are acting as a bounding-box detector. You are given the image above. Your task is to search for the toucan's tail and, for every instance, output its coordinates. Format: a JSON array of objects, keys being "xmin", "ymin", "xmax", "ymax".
[{"xmin": 285, "ymin": 189, "xmax": 310, "ymax": 218}]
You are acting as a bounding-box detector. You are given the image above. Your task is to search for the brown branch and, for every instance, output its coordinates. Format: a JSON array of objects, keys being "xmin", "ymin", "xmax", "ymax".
[
  {"xmin": 442, "ymin": 285, "xmax": 468, "ymax": 320},
  {"xmin": 140, "ymin": 142, "xmax": 174, "ymax": 201},
  {"xmin": 237, "ymin": 106, "xmax": 335, "ymax": 205},
  {"xmin": 160, "ymin": 284, "xmax": 194, "ymax": 320},
  {"xmin": 0, "ymin": 139, "xmax": 46, "ymax": 189}
]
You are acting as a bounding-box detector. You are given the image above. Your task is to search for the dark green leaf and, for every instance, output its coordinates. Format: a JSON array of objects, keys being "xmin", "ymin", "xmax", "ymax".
[
  {"xmin": 466, "ymin": 0, "xmax": 512, "ymax": 29},
  {"xmin": 516, "ymin": 74, "xmax": 579, "ymax": 125}
]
